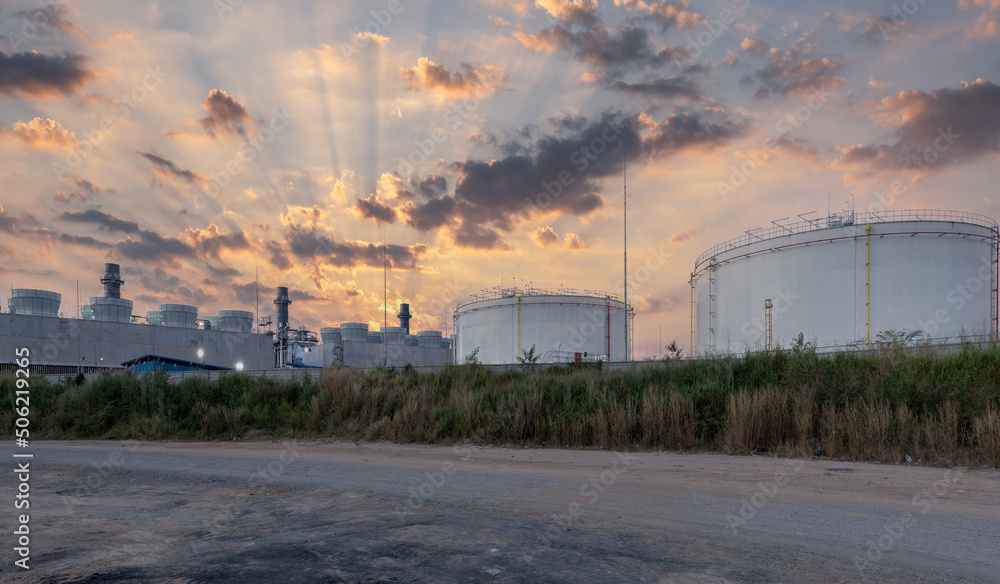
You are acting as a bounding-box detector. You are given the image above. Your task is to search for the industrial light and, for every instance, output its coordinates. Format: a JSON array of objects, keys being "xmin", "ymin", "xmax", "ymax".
[
  {"xmin": 197, "ymin": 348, "xmax": 205, "ymax": 358},
  {"xmin": 236, "ymin": 362, "xmax": 244, "ymax": 371}
]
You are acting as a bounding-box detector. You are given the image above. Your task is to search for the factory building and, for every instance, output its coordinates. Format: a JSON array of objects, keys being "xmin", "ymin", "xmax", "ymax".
[
  {"xmin": 304, "ymin": 303, "xmax": 453, "ymax": 368},
  {"xmin": 453, "ymin": 287, "xmax": 632, "ymax": 364},
  {"xmin": 0, "ymin": 263, "xmax": 273, "ymax": 373},
  {"xmin": 690, "ymin": 209, "xmax": 999, "ymax": 355}
]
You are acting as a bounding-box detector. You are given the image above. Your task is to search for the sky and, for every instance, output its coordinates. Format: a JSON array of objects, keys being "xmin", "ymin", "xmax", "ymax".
[{"xmin": 0, "ymin": 0, "xmax": 998, "ymax": 358}]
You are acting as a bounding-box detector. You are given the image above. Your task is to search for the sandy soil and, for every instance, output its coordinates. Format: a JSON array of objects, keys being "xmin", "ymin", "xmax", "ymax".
[{"xmin": 0, "ymin": 440, "xmax": 997, "ymax": 583}]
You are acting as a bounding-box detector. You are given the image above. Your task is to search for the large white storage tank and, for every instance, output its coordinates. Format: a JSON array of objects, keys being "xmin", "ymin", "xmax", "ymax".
[
  {"xmin": 692, "ymin": 210, "xmax": 999, "ymax": 355},
  {"xmin": 454, "ymin": 287, "xmax": 632, "ymax": 364}
]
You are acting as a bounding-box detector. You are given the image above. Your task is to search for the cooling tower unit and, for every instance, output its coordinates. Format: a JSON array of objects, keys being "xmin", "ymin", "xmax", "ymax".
[
  {"xmin": 367, "ymin": 331, "xmax": 383, "ymax": 344},
  {"xmin": 159, "ymin": 304, "xmax": 199, "ymax": 328},
  {"xmin": 321, "ymin": 327, "xmax": 342, "ymax": 344},
  {"xmin": 691, "ymin": 209, "xmax": 999, "ymax": 355},
  {"xmin": 382, "ymin": 326, "xmax": 406, "ymax": 345},
  {"xmin": 417, "ymin": 330, "xmax": 442, "ymax": 348},
  {"xmin": 454, "ymin": 287, "xmax": 632, "ymax": 364},
  {"xmin": 90, "ymin": 262, "xmax": 133, "ymax": 323},
  {"xmin": 147, "ymin": 310, "xmax": 162, "ymax": 325},
  {"xmin": 90, "ymin": 298, "xmax": 133, "ymax": 323},
  {"xmin": 219, "ymin": 310, "xmax": 254, "ymax": 332},
  {"xmin": 9, "ymin": 289, "xmax": 61, "ymax": 317},
  {"xmin": 341, "ymin": 323, "xmax": 368, "ymax": 342}
]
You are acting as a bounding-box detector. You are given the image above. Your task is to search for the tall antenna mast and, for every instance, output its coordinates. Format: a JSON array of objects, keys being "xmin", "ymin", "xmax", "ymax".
[
  {"xmin": 623, "ymin": 124, "xmax": 628, "ymax": 362},
  {"xmin": 255, "ymin": 265, "xmax": 259, "ymax": 334},
  {"xmin": 383, "ymin": 226, "xmax": 387, "ymax": 365}
]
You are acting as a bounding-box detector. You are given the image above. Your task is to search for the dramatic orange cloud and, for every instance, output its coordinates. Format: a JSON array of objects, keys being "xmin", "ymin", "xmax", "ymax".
[
  {"xmin": 1, "ymin": 118, "xmax": 79, "ymax": 150},
  {"xmin": 402, "ymin": 58, "xmax": 506, "ymax": 98}
]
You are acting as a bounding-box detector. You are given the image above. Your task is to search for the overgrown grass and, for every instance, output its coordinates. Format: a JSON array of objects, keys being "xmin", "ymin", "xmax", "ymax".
[{"xmin": 2, "ymin": 343, "xmax": 999, "ymax": 466}]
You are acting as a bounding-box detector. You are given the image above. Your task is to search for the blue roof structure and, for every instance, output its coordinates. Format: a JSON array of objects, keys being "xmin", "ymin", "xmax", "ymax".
[{"xmin": 122, "ymin": 354, "xmax": 233, "ymax": 372}]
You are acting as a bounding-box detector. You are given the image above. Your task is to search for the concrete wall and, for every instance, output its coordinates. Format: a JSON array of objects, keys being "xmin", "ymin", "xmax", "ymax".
[
  {"xmin": 302, "ymin": 340, "xmax": 453, "ymax": 368},
  {"xmin": 0, "ymin": 313, "xmax": 274, "ymax": 370}
]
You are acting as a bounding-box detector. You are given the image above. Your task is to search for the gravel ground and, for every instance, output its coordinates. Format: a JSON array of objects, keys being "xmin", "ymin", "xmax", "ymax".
[{"xmin": 0, "ymin": 440, "xmax": 997, "ymax": 583}]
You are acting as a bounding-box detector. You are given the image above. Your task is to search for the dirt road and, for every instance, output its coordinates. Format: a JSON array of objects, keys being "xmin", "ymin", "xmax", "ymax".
[{"xmin": 0, "ymin": 440, "xmax": 996, "ymax": 583}]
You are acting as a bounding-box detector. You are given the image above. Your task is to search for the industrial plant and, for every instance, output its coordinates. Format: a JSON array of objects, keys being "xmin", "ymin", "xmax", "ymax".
[
  {"xmin": 690, "ymin": 209, "xmax": 999, "ymax": 355},
  {"xmin": 2, "ymin": 207, "xmax": 998, "ymax": 373},
  {"xmin": 0, "ymin": 263, "xmax": 452, "ymax": 373}
]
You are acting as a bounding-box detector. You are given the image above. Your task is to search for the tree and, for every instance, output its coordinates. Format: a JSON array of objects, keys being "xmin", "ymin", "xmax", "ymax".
[
  {"xmin": 664, "ymin": 340, "xmax": 683, "ymax": 360},
  {"xmin": 464, "ymin": 346, "xmax": 481, "ymax": 365},
  {"xmin": 518, "ymin": 344, "xmax": 540, "ymax": 369}
]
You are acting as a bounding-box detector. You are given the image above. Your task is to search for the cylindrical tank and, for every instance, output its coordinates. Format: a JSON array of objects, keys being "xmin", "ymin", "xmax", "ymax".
[
  {"xmin": 341, "ymin": 322, "xmax": 368, "ymax": 342},
  {"xmin": 147, "ymin": 310, "xmax": 162, "ymax": 325},
  {"xmin": 219, "ymin": 310, "xmax": 254, "ymax": 332},
  {"xmin": 9, "ymin": 289, "xmax": 61, "ymax": 317},
  {"xmin": 367, "ymin": 331, "xmax": 383, "ymax": 344},
  {"xmin": 321, "ymin": 327, "xmax": 342, "ymax": 344},
  {"xmin": 90, "ymin": 297, "xmax": 133, "ymax": 323},
  {"xmin": 692, "ymin": 209, "xmax": 999, "ymax": 354},
  {"xmin": 417, "ymin": 330, "xmax": 443, "ymax": 348},
  {"xmin": 454, "ymin": 288, "xmax": 632, "ymax": 364},
  {"xmin": 159, "ymin": 304, "xmax": 198, "ymax": 328},
  {"xmin": 405, "ymin": 334, "xmax": 419, "ymax": 346},
  {"xmin": 382, "ymin": 326, "xmax": 406, "ymax": 345}
]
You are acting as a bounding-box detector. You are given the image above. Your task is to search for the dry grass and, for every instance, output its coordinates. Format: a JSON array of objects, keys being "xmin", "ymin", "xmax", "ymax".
[{"xmin": 3, "ymin": 343, "xmax": 999, "ymax": 467}]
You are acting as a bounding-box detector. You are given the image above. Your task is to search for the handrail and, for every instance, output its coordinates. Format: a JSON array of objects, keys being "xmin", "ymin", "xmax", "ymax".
[
  {"xmin": 694, "ymin": 209, "xmax": 998, "ymax": 272},
  {"xmin": 455, "ymin": 286, "xmax": 631, "ymax": 311}
]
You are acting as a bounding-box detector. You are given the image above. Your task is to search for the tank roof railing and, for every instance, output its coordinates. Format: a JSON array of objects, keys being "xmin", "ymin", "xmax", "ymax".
[
  {"xmin": 694, "ymin": 209, "xmax": 998, "ymax": 272},
  {"xmin": 456, "ymin": 286, "xmax": 632, "ymax": 311}
]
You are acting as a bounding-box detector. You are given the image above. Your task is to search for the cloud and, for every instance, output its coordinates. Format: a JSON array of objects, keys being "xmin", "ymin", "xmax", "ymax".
[
  {"xmin": 515, "ymin": 23, "xmax": 676, "ymax": 73},
  {"xmin": 354, "ymin": 193, "xmax": 398, "ymax": 224},
  {"xmin": 199, "ymin": 89, "xmax": 252, "ymax": 136},
  {"xmin": 834, "ymin": 78, "xmax": 1000, "ymax": 173},
  {"xmin": 116, "ymin": 230, "xmax": 197, "ymax": 262},
  {"xmin": 722, "ymin": 49, "xmax": 739, "ymax": 66},
  {"xmin": 537, "ymin": 0, "xmax": 599, "ymax": 24},
  {"xmin": 0, "ymin": 117, "xmax": 78, "ymax": 149},
  {"xmin": 613, "ymin": 0, "xmax": 705, "ymax": 30},
  {"xmin": 740, "ymin": 33, "xmax": 844, "ymax": 98},
  {"xmin": 67, "ymin": 177, "xmax": 113, "ymax": 194},
  {"xmin": 137, "ymin": 151, "xmax": 206, "ymax": 183},
  {"xmin": 740, "ymin": 37, "xmax": 768, "ymax": 56},
  {"xmin": 532, "ymin": 226, "xmax": 589, "ymax": 248},
  {"xmin": 179, "ymin": 224, "xmax": 252, "ymax": 260},
  {"xmin": 353, "ymin": 31, "xmax": 390, "ymax": 46},
  {"xmin": 0, "ymin": 51, "xmax": 94, "ymax": 98},
  {"xmin": 266, "ymin": 241, "xmax": 292, "ymax": 270},
  {"xmin": 283, "ymin": 225, "xmax": 429, "ymax": 270},
  {"xmin": 401, "ymin": 195, "xmax": 456, "ymax": 231},
  {"xmin": 0, "ymin": 204, "xmax": 20, "ymax": 233},
  {"xmin": 58, "ymin": 210, "xmax": 139, "ymax": 233},
  {"xmin": 607, "ymin": 77, "xmax": 700, "ymax": 99},
  {"xmin": 639, "ymin": 109, "xmax": 752, "ymax": 158},
  {"xmin": 402, "ymin": 58, "xmax": 506, "ymax": 98},
  {"xmin": 452, "ymin": 223, "xmax": 511, "ymax": 250},
  {"xmin": 399, "ymin": 108, "xmax": 749, "ymax": 249},
  {"xmin": 970, "ymin": 12, "xmax": 1000, "ymax": 38}
]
